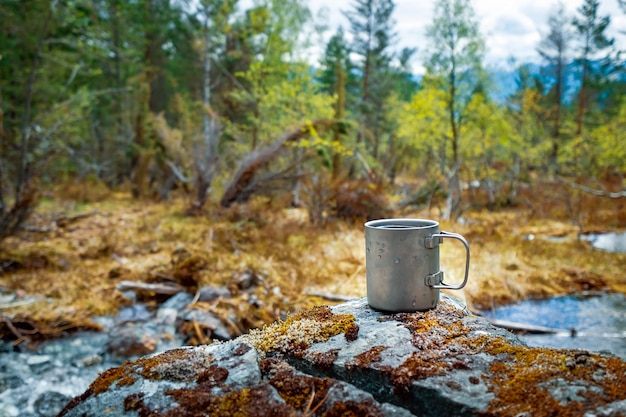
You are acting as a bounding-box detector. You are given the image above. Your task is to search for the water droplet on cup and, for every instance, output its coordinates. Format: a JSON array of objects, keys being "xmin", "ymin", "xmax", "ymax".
[
  {"xmin": 394, "ymin": 257, "xmax": 400, "ymax": 264},
  {"xmin": 378, "ymin": 255, "xmax": 382, "ymax": 259},
  {"xmin": 412, "ymin": 300, "xmax": 417, "ymax": 307},
  {"xmin": 367, "ymin": 248, "xmax": 370, "ymax": 253}
]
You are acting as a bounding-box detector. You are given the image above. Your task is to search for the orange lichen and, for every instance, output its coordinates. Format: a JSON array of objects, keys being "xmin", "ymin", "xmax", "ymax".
[
  {"xmin": 346, "ymin": 346, "xmax": 388, "ymax": 370},
  {"xmin": 322, "ymin": 399, "xmax": 387, "ymax": 417},
  {"xmin": 372, "ymin": 302, "xmax": 626, "ymax": 417},
  {"xmin": 379, "ymin": 303, "xmax": 470, "ymax": 350},
  {"xmin": 196, "ymin": 364, "xmax": 229, "ymax": 388},
  {"xmin": 89, "ymin": 365, "xmax": 132, "ymax": 395},
  {"xmin": 479, "ymin": 336, "xmax": 626, "ymax": 417},
  {"xmin": 263, "ymin": 359, "xmax": 333, "ymax": 411},
  {"xmin": 164, "ymin": 385, "xmax": 293, "ymax": 417},
  {"xmin": 389, "ymin": 352, "xmax": 449, "ymax": 388},
  {"xmin": 308, "ymin": 349, "xmax": 340, "ymax": 368},
  {"xmin": 241, "ymin": 305, "xmax": 358, "ymax": 356},
  {"xmin": 86, "ymin": 348, "xmax": 215, "ymax": 398}
]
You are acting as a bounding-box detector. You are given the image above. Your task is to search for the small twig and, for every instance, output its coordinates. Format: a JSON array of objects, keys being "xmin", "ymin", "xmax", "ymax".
[
  {"xmin": 55, "ymin": 210, "xmax": 101, "ymax": 227},
  {"xmin": 0, "ymin": 298, "xmax": 45, "ymax": 310},
  {"xmin": 190, "ymin": 288, "xmax": 202, "ymax": 305},
  {"xmin": 0, "ymin": 315, "xmax": 39, "ymax": 339},
  {"xmin": 154, "ymin": 273, "xmax": 176, "ymax": 282},
  {"xmin": 21, "ymin": 225, "xmax": 56, "ymax": 233},
  {"xmin": 302, "ymin": 387, "xmax": 331, "ymax": 417},
  {"xmin": 0, "ymin": 316, "xmax": 25, "ymax": 339},
  {"xmin": 116, "ymin": 280, "xmax": 184, "ymax": 295},
  {"xmin": 111, "ymin": 254, "xmax": 127, "ymax": 265},
  {"xmin": 192, "ymin": 320, "xmax": 208, "ymax": 344},
  {"xmin": 301, "ymin": 387, "xmax": 316, "ymax": 417}
]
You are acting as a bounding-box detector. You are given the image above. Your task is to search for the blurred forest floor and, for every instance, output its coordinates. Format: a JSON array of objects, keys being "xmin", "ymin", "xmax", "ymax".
[{"xmin": 0, "ymin": 180, "xmax": 625, "ymax": 345}]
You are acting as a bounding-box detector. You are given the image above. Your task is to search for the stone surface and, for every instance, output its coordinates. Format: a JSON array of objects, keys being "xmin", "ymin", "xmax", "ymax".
[
  {"xmin": 58, "ymin": 295, "xmax": 626, "ymax": 416},
  {"xmin": 57, "ymin": 341, "xmax": 414, "ymax": 417},
  {"xmin": 197, "ymin": 285, "xmax": 231, "ymax": 302},
  {"xmin": 0, "ymin": 332, "xmax": 123, "ymax": 417},
  {"xmin": 177, "ymin": 308, "xmax": 233, "ymax": 341}
]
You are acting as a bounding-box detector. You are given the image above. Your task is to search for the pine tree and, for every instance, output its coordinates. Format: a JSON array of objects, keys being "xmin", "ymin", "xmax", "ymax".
[
  {"xmin": 343, "ymin": 0, "xmax": 397, "ymax": 160},
  {"xmin": 572, "ymin": 0, "xmax": 614, "ymax": 135},
  {"xmin": 537, "ymin": 3, "xmax": 572, "ymax": 168},
  {"xmin": 317, "ymin": 28, "xmax": 358, "ymax": 178}
]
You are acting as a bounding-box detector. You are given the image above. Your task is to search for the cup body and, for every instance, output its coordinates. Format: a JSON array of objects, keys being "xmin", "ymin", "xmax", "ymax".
[{"xmin": 365, "ymin": 218, "xmax": 441, "ymax": 312}]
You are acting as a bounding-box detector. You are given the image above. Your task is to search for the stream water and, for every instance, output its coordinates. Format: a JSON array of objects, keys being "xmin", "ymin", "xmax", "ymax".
[
  {"xmin": 580, "ymin": 231, "xmax": 626, "ymax": 253},
  {"xmin": 481, "ymin": 293, "xmax": 626, "ymax": 360}
]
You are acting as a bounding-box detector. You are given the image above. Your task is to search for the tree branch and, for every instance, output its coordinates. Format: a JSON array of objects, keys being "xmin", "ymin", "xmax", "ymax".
[{"xmin": 557, "ymin": 176, "xmax": 626, "ymax": 198}]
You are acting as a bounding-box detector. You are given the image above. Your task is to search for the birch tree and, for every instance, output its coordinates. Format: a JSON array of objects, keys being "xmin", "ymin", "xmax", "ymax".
[{"xmin": 423, "ymin": 0, "xmax": 485, "ymax": 220}]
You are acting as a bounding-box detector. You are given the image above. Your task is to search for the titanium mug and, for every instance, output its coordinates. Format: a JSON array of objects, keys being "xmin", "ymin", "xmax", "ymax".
[{"xmin": 364, "ymin": 218, "xmax": 470, "ymax": 312}]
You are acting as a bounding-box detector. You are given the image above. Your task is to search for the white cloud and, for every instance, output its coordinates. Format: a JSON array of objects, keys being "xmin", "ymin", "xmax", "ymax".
[{"xmin": 241, "ymin": 0, "xmax": 626, "ymax": 72}]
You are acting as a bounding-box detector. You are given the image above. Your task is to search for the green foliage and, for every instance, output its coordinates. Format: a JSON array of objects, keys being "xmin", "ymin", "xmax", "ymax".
[
  {"xmin": 424, "ymin": 0, "xmax": 485, "ymax": 134},
  {"xmin": 0, "ymin": 0, "xmax": 624, "ymax": 219}
]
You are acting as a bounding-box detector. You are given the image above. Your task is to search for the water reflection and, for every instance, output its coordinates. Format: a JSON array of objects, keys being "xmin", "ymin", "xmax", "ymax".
[
  {"xmin": 481, "ymin": 293, "xmax": 626, "ymax": 360},
  {"xmin": 581, "ymin": 232, "xmax": 626, "ymax": 253}
]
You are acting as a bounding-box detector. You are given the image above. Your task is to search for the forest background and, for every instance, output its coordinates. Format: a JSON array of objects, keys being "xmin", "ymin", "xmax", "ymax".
[{"xmin": 0, "ymin": 0, "xmax": 625, "ymax": 341}]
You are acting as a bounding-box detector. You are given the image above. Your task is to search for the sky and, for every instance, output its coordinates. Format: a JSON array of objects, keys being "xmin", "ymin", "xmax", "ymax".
[{"xmin": 302, "ymin": 0, "xmax": 626, "ymax": 74}]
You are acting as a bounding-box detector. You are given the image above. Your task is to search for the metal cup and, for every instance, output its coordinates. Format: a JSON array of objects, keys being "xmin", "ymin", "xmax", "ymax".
[{"xmin": 364, "ymin": 218, "xmax": 470, "ymax": 312}]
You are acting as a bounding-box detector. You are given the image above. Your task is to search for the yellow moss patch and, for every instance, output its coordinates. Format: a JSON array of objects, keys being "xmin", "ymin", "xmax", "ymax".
[
  {"xmin": 240, "ymin": 306, "xmax": 358, "ymax": 357},
  {"xmin": 480, "ymin": 337, "xmax": 626, "ymax": 416}
]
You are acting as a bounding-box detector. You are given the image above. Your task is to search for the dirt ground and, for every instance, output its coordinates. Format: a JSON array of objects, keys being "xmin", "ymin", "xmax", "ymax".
[{"xmin": 1, "ymin": 186, "xmax": 625, "ymax": 343}]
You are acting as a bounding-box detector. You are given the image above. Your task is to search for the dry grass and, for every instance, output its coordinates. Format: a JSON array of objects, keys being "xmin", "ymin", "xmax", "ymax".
[{"xmin": 1, "ymin": 184, "xmax": 625, "ymax": 342}]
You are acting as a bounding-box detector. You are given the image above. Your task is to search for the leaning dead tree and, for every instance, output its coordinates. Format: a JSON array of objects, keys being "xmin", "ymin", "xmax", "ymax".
[{"xmin": 220, "ymin": 119, "xmax": 337, "ymax": 208}]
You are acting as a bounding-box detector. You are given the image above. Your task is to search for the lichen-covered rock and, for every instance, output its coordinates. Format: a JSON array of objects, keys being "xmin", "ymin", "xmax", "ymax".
[
  {"xmin": 58, "ymin": 341, "xmax": 413, "ymax": 416},
  {"xmin": 59, "ymin": 295, "xmax": 626, "ymax": 417}
]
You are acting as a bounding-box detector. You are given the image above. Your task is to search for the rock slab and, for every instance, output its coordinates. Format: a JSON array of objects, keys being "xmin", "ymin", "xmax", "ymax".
[{"xmin": 58, "ymin": 295, "xmax": 626, "ymax": 417}]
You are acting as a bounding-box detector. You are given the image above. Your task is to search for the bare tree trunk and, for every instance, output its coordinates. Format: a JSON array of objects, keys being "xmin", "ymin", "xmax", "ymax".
[
  {"xmin": 443, "ymin": 57, "xmax": 462, "ymax": 221},
  {"xmin": 332, "ymin": 59, "xmax": 346, "ymax": 180},
  {"xmin": 576, "ymin": 59, "xmax": 588, "ymax": 136},
  {"xmin": 0, "ymin": 63, "xmax": 5, "ymax": 215},
  {"xmin": 443, "ymin": 166, "xmax": 462, "ymax": 221},
  {"xmin": 16, "ymin": 5, "xmax": 53, "ymax": 202},
  {"xmin": 349, "ymin": 41, "xmax": 372, "ymax": 178},
  {"xmin": 193, "ymin": 3, "xmax": 219, "ymax": 210}
]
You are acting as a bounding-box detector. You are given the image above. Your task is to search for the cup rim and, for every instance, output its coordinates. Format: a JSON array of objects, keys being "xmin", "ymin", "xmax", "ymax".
[{"xmin": 364, "ymin": 218, "xmax": 439, "ymax": 229}]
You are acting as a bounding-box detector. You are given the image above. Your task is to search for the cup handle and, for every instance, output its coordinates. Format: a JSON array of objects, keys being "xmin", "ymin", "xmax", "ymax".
[{"xmin": 425, "ymin": 231, "xmax": 470, "ymax": 290}]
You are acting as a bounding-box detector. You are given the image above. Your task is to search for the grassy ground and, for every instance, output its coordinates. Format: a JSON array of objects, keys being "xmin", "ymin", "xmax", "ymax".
[{"xmin": 1, "ymin": 184, "xmax": 625, "ymax": 343}]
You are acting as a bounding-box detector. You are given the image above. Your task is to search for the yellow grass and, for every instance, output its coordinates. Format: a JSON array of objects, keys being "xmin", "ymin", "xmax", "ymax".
[{"xmin": 1, "ymin": 189, "xmax": 625, "ymax": 341}]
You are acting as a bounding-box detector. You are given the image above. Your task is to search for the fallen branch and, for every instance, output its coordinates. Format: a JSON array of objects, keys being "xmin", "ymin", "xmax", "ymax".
[
  {"xmin": 116, "ymin": 280, "xmax": 185, "ymax": 295},
  {"xmin": 220, "ymin": 119, "xmax": 337, "ymax": 208},
  {"xmin": 21, "ymin": 210, "xmax": 102, "ymax": 233},
  {"xmin": 557, "ymin": 176, "xmax": 626, "ymax": 199},
  {"xmin": 0, "ymin": 297, "xmax": 46, "ymax": 310},
  {"xmin": 304, "ymin": 291, "xmax": 355, "ymax": 302},
  {"xmin": 0, "ymin": 314, "xmax": 39, "ymax": 345},
  {"xmin": 55, "ymin": 210, "xmax": 102, "ymax": 227},
  {"xmin": 484, "ymin": 318, "xmax": 567, "ymax": 335}
]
